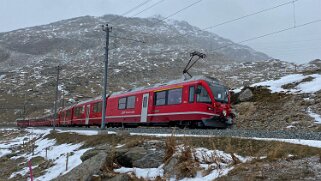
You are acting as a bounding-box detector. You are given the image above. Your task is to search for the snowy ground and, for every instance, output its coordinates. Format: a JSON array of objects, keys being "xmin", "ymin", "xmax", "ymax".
[
  {"xmin": 2, "ymin": 127, "xmax": 321, "ymax": 180},
  {"xmin": 251, "ymin": 73, "xmax": 321, "ymax": 94},
  {"xmin": 0, "ymin": 128, "xmax": 91, "ymax": 181}
]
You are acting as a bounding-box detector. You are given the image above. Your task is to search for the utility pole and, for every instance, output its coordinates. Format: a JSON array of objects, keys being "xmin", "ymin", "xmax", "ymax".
[
  {"xmin": 53, "ymin": 66, "xmax": 61, "ymax": 131},
  {"xmin": 23, "ymin": 93, "xmax": 26, "ymax": 121},
  {"xmin": 101, "ymin": 24, "xmax": 112, "ymax": 130}
]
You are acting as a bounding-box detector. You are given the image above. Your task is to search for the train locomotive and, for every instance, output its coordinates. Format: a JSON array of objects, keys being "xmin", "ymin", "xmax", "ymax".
[{"xmin": 17, "ymin": 52, "xmax": 234, "ymax": 128}]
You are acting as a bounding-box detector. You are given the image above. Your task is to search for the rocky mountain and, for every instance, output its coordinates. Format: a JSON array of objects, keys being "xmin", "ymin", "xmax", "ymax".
[{"xmin": 0, "ymin": 15, "xmax": 269, "ymax": 71}]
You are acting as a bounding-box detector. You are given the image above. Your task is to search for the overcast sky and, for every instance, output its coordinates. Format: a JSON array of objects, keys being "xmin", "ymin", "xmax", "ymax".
[{"xmin": 1, "ymin": 0, "xmax": 320, "ymax": 63}]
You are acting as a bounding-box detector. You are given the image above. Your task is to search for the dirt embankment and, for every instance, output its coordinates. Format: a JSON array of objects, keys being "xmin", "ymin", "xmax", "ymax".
[{"xmin": 233, "ymin": 87, "xmax": 321, "ymax": 131}]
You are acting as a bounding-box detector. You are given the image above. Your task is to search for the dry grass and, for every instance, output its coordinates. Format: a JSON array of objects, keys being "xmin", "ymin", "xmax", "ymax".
[
  {"xmin": 163, "ymin": 132, "xmax": 177, "ymax": 164},
  {"xmin": 45, "ymin": 132, "xmax": 152, "ymax": 149},
  {"xmin": 181, "ymin": 136, "xmax": 321, "ymax": 161},
  {"xmin": 175, "ymin": 138, "xmax": 199, "ymax": 180}
]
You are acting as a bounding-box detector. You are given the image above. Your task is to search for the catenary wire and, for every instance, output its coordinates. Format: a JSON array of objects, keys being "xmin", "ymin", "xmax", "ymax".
[{"xmin": 131, "ymin": 0, "xmax": 166, "ymax": 17}]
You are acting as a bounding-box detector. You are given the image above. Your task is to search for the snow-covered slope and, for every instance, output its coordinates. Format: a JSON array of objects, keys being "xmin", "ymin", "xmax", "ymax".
[{"xmin": 252, "ymin": 74, "xmax": 321, "ymax": 94}]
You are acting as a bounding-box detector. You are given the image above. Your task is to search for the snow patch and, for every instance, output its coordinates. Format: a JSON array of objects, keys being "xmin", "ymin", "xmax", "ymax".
[
  {"xmin": 2, "ymin": 128, "xmax": 90, "ymax": 180},
  {"xmin": 307, "ymin": 107, "xmax": 321, "ymax": 124},
  {"xmin": 252, "ymin": 73, "xmax": 321, "ymax": 93}
]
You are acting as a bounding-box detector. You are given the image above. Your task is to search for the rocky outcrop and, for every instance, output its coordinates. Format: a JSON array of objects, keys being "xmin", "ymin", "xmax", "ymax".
[
  {"xmin": 115, "ymin": 145, "xmax": 164, "ymax": 168},
  {"xmin": 238, "ymin": 88, "xmax": 253, "ymax": 102},
  {"xmin": 53, "ymin": 151, "xmax": 107, "ymax": 181}
]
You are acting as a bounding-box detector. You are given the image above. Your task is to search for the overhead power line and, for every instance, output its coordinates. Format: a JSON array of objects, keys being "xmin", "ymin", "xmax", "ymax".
[
  {"xmin": 131, "ymin": 0, "xmax": 165, "ymax": 17},
  {"xmin": 169, "ymin": 0, "xmax": 299, "ymax": 42},
  {"xmin": 109, "ymin": 0, "xmax": 152, "ymax": 23},
  {"xmin": 110, "ymin": 35, "xmax": 146, "ymax": 44},
  {"xmin": 110, "ymin": 0, "xmax": 204, "ymax": 49},
  {"xmin": 150, "ymin": 0, "xmax": 203, "ymax": 26},
  {"xmin": 212, "ymin": 19, "xmax": 321, "ymax": 52},
  {"xmin": 204, "ymin": 0, "xmax": 298, "ymax": 31},
  {"xmin": 109, "ymin": 0, "xmax": 203, "ymax": 50}
]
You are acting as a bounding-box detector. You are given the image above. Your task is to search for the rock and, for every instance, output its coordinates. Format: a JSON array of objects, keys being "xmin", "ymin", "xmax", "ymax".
[
  {"xmin": 81, "ymin": 149, "xmax": 100, "ymax": 162},
  {"xmin": 116, "ymin": 147, "xmax": 147, "ymax": 167},
  {"xmin": 303, "ymin": 98, "xmax": 316, "ymax": 105},
  {"xmin": 163, "ymin": 156, "xmax": 178, "ymax": 177},
  {"xmin": 103, "ymin": 173, "xmax": 130, "ymax": 181},
  {"xmin": 91, "ymin": 175, "xmax": 102, "ymax": 181},
  {"xmin": 238, "ymin": 88, "xmax": 253, "ymax": 102},
  {"xmin": 133, "ymin": 149, "xmax": 165, "ymax": 168},
  {"xmin": 82, "ymin": 144, "xmax": 111, "ymax": 162},
  {"xmin": 53, "ymin": 151, "xmax": 107, "ymax": 181}
]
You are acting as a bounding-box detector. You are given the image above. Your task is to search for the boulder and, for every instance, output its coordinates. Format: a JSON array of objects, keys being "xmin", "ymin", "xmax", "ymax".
[
  {"xmin": 53, "ymin": 151, "xmax": 107, "ymax": 181},
  {"xmin": 163, "ymin": 156, "xmax": 178, "ymax": 177},
  {"xmin": 103, "ymin": 173, "xmax": 130, "ymax": 181},
  {"xmin": 81, "ymin": 144, "xmax": 111, "ymax": 162},
  {"xmin": 116, "ymin": 147, "xmax": 147, "ymax": 167},
  {"xmin": 133, "ymin": 149, "xmax": 165, "ymax": 168},
  {"xmin": 238, "ymin": 88, "xmax": 253, "ymax": 102}
]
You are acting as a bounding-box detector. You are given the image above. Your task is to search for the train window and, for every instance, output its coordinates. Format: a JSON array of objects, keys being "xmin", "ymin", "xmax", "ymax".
[
  {"xmin": 127, "ymin": 96, "xmax": 136, "ymax": 109},
  {"xmin": 168, "ymin": 88, "xmax": 182, "ymax": 105},
  {"xmin": 93, "ymin": 102, "xmax": 102, "ymax": 113},
  {"xmin": 189, "ymin": 86, "xmax": 195, "ymax": 103},
  {"xmin": 75, "ymin": 107, "xmax": 80, "ymax": 116},
  {"xmin": 155, "ymin": 91, "xmax": 166, "ymax": 106},
  {"xmin": 196, "ymin": 85, "xmax": 212, "ymax": 104},
  {"xmin": 118, "ymin": 97, "xmax": 127, "ymax": 109},
  {"xmin": 98, "ymin": 102, "xmax": 102, "ymax": 112},
  {"xmin": 143, "ymin": 96, "xmax": 148, "ymax": 108},
  {"xmin": 66, "ymin": 110, "xmax": 71, "ymax": 118}
]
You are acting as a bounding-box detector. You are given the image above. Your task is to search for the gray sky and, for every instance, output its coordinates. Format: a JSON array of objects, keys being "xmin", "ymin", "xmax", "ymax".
[{"xmin": 1, "ymin": 0, "xmax": 320, "ymax": 63}]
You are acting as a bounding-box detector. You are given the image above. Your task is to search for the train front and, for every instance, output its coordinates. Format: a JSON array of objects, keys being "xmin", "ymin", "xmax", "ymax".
[{"xmin": 202, "ymin": 80, "xmax": 234, "ymax": 128}]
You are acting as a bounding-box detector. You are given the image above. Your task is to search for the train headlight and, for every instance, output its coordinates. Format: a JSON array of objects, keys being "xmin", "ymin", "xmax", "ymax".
[{"xmin": 222, "ymin": 110, "xmax": 227, "ymax": 117}]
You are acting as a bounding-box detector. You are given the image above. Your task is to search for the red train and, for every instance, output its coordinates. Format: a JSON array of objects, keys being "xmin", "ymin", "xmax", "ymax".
[{"xmin": 17, "ymin": 76, "xmax": 234, "ymax": 128}]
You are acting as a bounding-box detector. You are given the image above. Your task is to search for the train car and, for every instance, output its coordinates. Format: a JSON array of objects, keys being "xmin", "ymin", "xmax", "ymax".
[
  {"xmin": 16, "ymin": 118, "xmax": 29, "ymax": 127},
  {"xmin": 59, "ymin": 107, "xmax": 73, "ymax": 126},
  {"xmin": 105, "ymin": 76, "xmax": 233, "ymax": 128},
  {"xmin": 71, "ymin": 97, "xmax": 102, "ymax": 127}
]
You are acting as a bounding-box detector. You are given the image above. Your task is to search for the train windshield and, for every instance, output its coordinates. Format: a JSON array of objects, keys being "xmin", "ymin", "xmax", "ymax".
[{"xmin": 209, "ymin": 84, "xmax": 229, "ymax": 103}]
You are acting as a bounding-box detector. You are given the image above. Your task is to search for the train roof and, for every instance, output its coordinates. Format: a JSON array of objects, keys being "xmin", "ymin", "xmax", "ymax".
[{"xmin": 111, "ymin": 75, "xmax": 223, "ymax": 96}]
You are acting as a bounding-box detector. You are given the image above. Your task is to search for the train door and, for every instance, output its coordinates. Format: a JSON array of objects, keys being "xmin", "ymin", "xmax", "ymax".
[
  {"xmin": 85, "ymin": 105, "xmax": 90, "ymax": 125},
  {"xmin": 140, "ymin": 93, "xmax": 149, "ymax": 123}
]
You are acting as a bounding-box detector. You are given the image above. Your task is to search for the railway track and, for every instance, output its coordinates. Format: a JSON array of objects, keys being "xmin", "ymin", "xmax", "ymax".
[{"xmin": 18, "ymin": 126, "xmax": 321, "ymax": 141}]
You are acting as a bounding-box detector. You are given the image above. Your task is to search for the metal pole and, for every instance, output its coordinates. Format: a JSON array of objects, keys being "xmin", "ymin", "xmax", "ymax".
[
  {"xmin": 23, "ymin": 93, "xmax": 26, "ymax": 121},
  {"xmin": 101, "ymin": 24, "xmax": 112, "ymax": 130},
  {"xmin": 53, "ymin": 66, "xmax": 60, "ymax": 131}
]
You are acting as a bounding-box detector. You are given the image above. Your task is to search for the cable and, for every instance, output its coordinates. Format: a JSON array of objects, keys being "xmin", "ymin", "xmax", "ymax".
[
  {"xmin": 211, "ymin": 19, "xmax": 321, "ymax": 52},
  {"xmin": 150, "ymin": 0, "xmax": 203, "ymax": 26},
  {"xmin": 131, "ymin": 0, "xmax": 165, "ymax": 17},
  {"xmin": 110, "ymin": 35, "xmax": 146, "ymax": 43},
  {"xmin": 292, "ymin": 0, "xmax": 296, "ymax": 27},
  {"xmin": 109, "ymin": 0, "xmax": 152, "ymax": 23},
  {"xmin": 167, "ymin": 0, "xmax": 298, "ymax": 42},
  {"xmin": 109, "ymin": 0, "xmax": 203, "ymax": 48}
]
